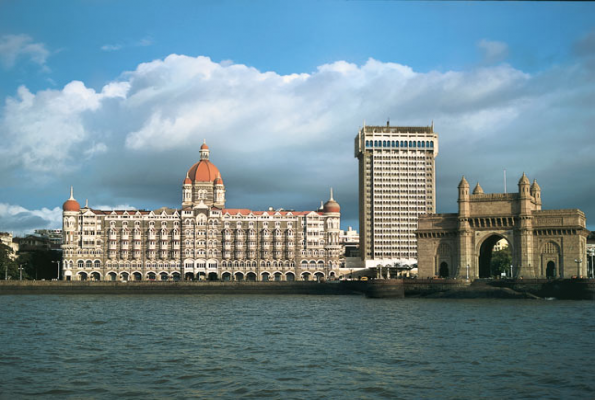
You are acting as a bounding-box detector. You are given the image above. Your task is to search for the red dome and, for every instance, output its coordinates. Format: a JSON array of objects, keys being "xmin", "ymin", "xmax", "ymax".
[
  {"xmin": 323, "ymin": 200, "xmax": 340, "ymax": 213},
  {"xmin": 201, "ymin": 143, "xmax": 209, "ymax": 150},
  {"xmin": 63, "ymin": 199, "xmax": 80, "ymax": 212},
  {"xmin": 183, "ymin": 176, "xmax": 192, "ymax": 185},
  {"xmin": 214, "ymin": 176, "xmax": 223, "ymax": 185},
  {"xmin": 187, "ymin": 160, "xmax": 221, "ymax": 183}
]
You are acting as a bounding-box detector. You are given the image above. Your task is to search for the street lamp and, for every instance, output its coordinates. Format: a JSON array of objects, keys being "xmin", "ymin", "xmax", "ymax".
[
  {"xmin": 574, "ymin": 258, "xmax": 583, "ymax": 277},
  {"xmin": 52, "ymin": 260, "xmax": 61, "ymax": 281},
  {"xmin": 19, "ymin": 264, "xmax": 25, "ymax": 281},
  {"xmin": 510, "ymin": 264, "xmax": 513, "ymax": 279},
  {"xmin": 588, "ymin": 249, "xmax": 595, "ymax": 279},
  {"xmin": 466, "ymin": 264, "xmax": 469, "ymax": 281}
]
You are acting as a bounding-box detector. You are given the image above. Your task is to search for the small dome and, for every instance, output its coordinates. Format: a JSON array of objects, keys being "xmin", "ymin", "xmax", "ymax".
[
  {"xmin": 518, "ymin": 172, "xmax": 530, "ymax": 185},
  {"xmin": 63, "ymin": 187, "xmax": 80, "ymax": 212},
  {"xmin": 323, "ymin": 188, "xmax": 340, "ymax": 213},
  {"xmin": 458, "ymin": 176, "xmax": 469, "ymax": 188},
  {"xmin": 531, "ymin": 179, "xmax": 541, "ymax": 191},
  {"xmin": 201, "ymin": 142, "xmax": 209, "ymax": 150},
  {"xmin": 473, "ymin": 182, "xmax": 484, "ymax": 194},
  {"xmin": 183, "ymin": 173, "xmax": 192, "ymax": 185},
  {"xmin": 214, "ymin": 174, "xmax": 224, "ymax": 185}
]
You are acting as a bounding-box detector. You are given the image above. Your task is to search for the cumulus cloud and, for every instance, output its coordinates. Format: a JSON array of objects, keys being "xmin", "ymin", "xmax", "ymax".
[
  {"xmin": 0, "ymin": 203, "xmax": 62, "ymax": 235},
  {"xmin": 478, "ymin": 39, "xmax": 509, "ymax": 64},
  {"xmin": 0, "ymin": 34, "xmax": 49, "ymax": 69},
  {"xmin": 1, "ymin": 44, "xmax": 594, "ymax": 231}
]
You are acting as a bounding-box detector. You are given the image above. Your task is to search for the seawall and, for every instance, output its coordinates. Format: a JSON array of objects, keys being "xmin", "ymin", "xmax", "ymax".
[
  {"xmin": 0, "ymin": 281, "xmax": 355, "ymax": 295},
  {"xmin": 1, "ymin": 279, "xmax": 593, "ymax": 299}
]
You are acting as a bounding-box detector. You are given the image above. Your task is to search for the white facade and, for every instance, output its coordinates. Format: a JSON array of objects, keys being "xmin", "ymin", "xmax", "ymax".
[
  {"xmin": 354, "ymin": 123, "xmax": 439, "ymax": 268},
  {"xmin": 62, "ymin": 143, "xmax": 342, "ymax": 282}
]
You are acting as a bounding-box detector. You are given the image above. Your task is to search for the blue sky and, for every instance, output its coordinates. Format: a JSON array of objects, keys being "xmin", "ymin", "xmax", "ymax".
[{"xmin": 1, "ymin": 0, "xmax": 594, "ymax": 234}]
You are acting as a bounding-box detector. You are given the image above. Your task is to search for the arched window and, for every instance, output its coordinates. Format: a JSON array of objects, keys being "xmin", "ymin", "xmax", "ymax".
[
  {"xmin": 86, "ymin": 260, "xmax": 92, "ymax": 269},
  {"xmin": 78, "ymin": 260, "xmax": 83, "ymax": 269},
  {"xmin": 94, "ymin": 260, "xmax": 101, "ymax": 269}
]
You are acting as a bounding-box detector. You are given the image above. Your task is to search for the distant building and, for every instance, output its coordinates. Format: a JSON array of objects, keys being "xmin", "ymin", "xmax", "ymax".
[
  {"xmin": 354, "ymin": 122, "xmax": 438, "ymax": 269},
  {"xmin": 62, "ymin": 142, "xmax": 342, "ymax": 282},
  {"xmin": 0, "ymin": 232, "xmax": 19, "ymax": 260},
  {"xmin": 417, "ymin": 174, "xmax": 589, "ymax": 279},
  {"xmin": 35, "ymin": 229, "xmax": 63, "ymax": 250},
  {"xmin": 13, "ymin": 234, "xmax": 51, "ymax": 253},
  {"xmin": 493, "ymin": 238, "xmax": 509, "ymax": 252},
  {"xmin": 339, "ymin": 226, "xmax": 359, "ymax": 257}
]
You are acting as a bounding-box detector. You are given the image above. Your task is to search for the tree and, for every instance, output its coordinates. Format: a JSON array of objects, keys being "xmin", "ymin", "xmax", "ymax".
[
  {"xmin": 0, "ymin": 243, "xmax": 19, "ymax": 280},
  {"xmin": 491, "ymin": 246, "xmax": 512, "ymax": 277}
]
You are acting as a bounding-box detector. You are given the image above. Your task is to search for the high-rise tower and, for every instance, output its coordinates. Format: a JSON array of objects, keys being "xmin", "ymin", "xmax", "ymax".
[{"xmin": 354, "ymin": 122, "xmax": 439, "ymax": 268}]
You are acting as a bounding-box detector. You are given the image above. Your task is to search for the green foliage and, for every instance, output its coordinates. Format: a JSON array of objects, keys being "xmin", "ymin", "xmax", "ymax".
[
  {"xmin": 0, "ymin": 243, "xmax": 19, "ymax": 280},
  {"xmin": 491, "ymin": 246, "xmax": 512, "ymax": 277},
  {"xmin": 1, "ymin": 244, "xmax": 61, "ymax": 280}
]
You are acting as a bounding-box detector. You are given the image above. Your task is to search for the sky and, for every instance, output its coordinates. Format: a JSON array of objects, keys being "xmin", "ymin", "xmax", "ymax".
[{"xmin": 0, "ymin": 0, "xmax": 594, "ymax": 235}]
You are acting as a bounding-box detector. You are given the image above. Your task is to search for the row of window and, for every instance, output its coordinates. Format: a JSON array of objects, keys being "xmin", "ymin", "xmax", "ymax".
[{"xmin": 366, "ymin": 139, "xmax": 434, "ymax": 148}]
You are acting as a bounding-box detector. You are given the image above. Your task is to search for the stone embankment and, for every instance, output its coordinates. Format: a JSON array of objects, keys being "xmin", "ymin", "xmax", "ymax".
[{"xmin": 0, "ymin": 279, "xmax": 593, "ymax": 299}]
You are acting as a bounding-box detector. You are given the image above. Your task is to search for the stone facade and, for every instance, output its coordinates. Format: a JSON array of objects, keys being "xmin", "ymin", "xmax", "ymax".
[
  {"xmin": 416, "ymin": 174, "xmax": 589, "ymax": 279},
  {"xmin": 62, "ymin": 142, "xmax": 341, "ymax": 282}
]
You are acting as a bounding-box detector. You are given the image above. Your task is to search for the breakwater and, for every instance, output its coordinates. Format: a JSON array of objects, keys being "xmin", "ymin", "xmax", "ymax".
[{"xmin": 1, "ymin": 279, "xmax": 594, "ymax": 299}]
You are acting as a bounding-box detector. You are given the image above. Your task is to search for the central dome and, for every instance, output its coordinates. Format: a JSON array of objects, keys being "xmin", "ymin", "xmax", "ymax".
[{"xmin": 187, "ymin": 160, "xmax": 221, "ymax": 183}]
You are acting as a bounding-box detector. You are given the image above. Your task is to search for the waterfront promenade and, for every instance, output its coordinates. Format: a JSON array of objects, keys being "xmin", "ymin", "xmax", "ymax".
[{"xmin": 1, "ymin": 279, "xmax": 594, "ymax": 299}]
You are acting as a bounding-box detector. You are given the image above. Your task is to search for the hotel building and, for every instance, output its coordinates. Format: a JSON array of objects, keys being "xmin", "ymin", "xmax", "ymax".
[
  {"xmin": 354, "ymin": 122, "xmax": 438, "ymax": 268},
  {"xmin": 61, "ymin": 142, "xmax": 342, "ymax": 282}
]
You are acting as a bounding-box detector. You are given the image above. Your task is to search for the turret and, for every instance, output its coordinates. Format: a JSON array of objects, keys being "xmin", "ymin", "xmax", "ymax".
[
  {"xmin": 458, "ymin": 176, "xmax": 470, "ymax": 217},
  {"xmin": 472, "ymin": 182, "xmax": 484, "ymax": 195},
  {"xmin": 531, "ymin": 179, "xmax": 542, "ymax": 210},
  {"xmin": 182, "ymin": 173, "xmax": 192, "ymax": 206},
  {"xmin": 518, "ymin": 173, "xmax": 531, "ymax": 215},
  {"xmin": 200, "ymin": 139, "xmax": 210, "ymax": 161},
  {"xmin": 214, "ymin": 173, "xmax": 226, "ymax": 207}
]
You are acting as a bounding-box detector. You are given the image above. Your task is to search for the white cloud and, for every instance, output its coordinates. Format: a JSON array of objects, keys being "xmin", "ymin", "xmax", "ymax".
[
  {"xmin": 100, "ymin": 37, "xmax": 152, "ymax": 52},
  {"xmin": 0, "ymin": 34, "xmax": 49, "ymax": 69},
  {"xmin": 0, "ymin": 203, "xmax": 62, "ymax": 235},
  {"xmin": 478, "ymin": 39, "xmax": 509, "ymax": 64},
  {"xmin": 101, "ymin": 44, "xmax": 123, "ymax": 52},
  {"xmin": 1, "ymin": 51, "xmax": 594, "ymax": 229}
]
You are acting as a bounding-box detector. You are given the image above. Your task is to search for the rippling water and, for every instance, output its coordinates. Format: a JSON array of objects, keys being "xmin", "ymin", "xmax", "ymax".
[{"xmin": 1, "ymin": 295, "xmax": 594, "ymax": 399}]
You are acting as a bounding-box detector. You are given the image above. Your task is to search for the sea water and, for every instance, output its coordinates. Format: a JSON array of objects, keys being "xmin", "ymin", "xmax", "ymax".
[{"xmin": 0, "ymin": 295, "xmax": 593, "ymax": 399}]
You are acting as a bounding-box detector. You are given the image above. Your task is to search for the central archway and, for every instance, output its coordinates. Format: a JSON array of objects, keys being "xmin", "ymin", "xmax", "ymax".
[{"xmin": 478, "ymin": 235, "xmax": 511, "ymax": 278}]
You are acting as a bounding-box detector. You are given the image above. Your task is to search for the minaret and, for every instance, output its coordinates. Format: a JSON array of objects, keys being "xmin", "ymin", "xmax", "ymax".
[
  {"xmin": 457, "ymin": 176, "xmax": 472, "ymax": 278},
  {"xmin": 531, "ymin": 179, "xmax": 542, "ymax": 210},
  {"xmin": 182, "ymin": 173, "xmax": 192, "ymax": 207},
  {"xmin": 517, "ymin": 173, "xmax": 535, "ymax": 278},
  {"xmin": 472, "ymin": 182, "xmax": 484, "ymax": 195},
  {"xmin": 213, "ymin": 172, "xmax": 226, "ymax": 208},
  {"xmin": 518, "ymin": 172, "xmax": 531, "ymax": 215},
  {"xmin": 458, "ymin": 176, "xmax": 470, "ymax": 217}
]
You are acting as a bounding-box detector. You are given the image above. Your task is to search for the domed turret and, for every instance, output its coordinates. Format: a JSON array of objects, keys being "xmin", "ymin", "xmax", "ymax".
[
  {"xmin": 183, "ymin": 141, "xmax": 226, "ymax": 208},
  {"xmin": 458, "ymin": 176, "xmax": 469, "ymax": 188},
  {"xmin": 323, "ymin": 188, "xmax": 340, "ymax": 213},
  {"xmin": 530, "ymin": 179, "xmax": 541, "ymax": 193},
  {"xmin": 186, "ymin": 140, "xmax": 222, "ymax": 183},
  {"xmin": 214, "ymin": 173, "xmax": 224, "ymax": 185},
  {"xmin": 63, "ymin": 187, "xmax": 80, "ymax": 212},
  {"xmin": 473, "ymin": 182, "xmax": 484, "ymax": 195},
  {"xmin": 518, "ymin": 172, "xmax": 530, "ymax": 185}
]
